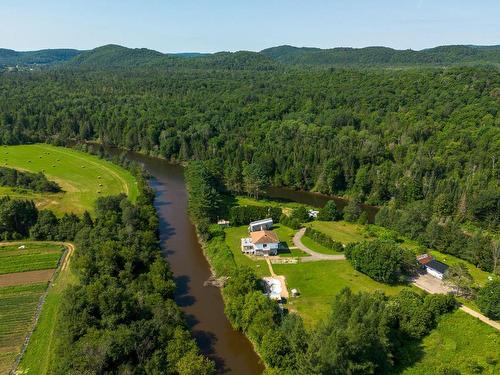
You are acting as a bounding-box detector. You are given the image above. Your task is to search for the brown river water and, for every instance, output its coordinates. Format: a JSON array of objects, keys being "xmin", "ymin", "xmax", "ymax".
[{"xmin": 121, "ymin": 151, "xmax": 264, "ymax": 374}]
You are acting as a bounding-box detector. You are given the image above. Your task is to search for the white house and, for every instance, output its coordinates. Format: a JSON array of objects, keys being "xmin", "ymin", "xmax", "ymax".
[
  {"xmin": 425, "ymin": 259, "xmax": 449, "ymax": 279},
  {"xmin": 249, "ymin": 218, "xmax": 273, "ymax": 232},
  {"xmin": 417, "ymin": 254, "xmax": 448, "ymax": 279},
  {"xmin": 241, "ymin": 230, "xmax": 279, "ymax": 256}
]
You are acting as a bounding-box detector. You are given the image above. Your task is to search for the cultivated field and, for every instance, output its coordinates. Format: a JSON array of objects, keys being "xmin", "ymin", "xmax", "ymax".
[
  {"xmin": 0, "ymin": 144, "xmax": 139, "ymax": 214},
  {"xmin": 0, "ymin": 243, "xmax": 63, "ymax": 275},
  {"xmin": 0, "ymin": 283, "xmax": 47, "ymax": 374},
  {"xmin": 0, "ymin": 242, "xmax": 68, "ymax": 374}
]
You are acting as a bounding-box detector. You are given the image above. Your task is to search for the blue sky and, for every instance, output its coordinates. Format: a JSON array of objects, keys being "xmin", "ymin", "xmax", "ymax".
[{"xmin": 1, "ymin": 0, "xmax": 499, "ymax": 52}]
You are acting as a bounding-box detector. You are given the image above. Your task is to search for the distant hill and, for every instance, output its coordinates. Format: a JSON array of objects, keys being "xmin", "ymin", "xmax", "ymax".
[
  {"xmin": 0, "ymin": 48, "xmax": 81, "ymax": 67},
  {"xmin": 2, "ymin": 44, "xmax": 499, "ymax": 70},
  {"xmin": 260, "ymin": 45, "xmax": 500, "ymax": 66},
  {"xmin": 62, "ymin": 44, "xmax": 278, "ymax": 71}
]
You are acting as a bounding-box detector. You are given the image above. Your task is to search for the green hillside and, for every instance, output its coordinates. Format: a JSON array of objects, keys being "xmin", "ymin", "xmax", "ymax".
[
  {"xmin": 63, "ymin": 44, "xmax": 278, "ymax": 71},
  {"xmin": 0, "ymin": 48, "xmax": 81, "ymax": 67},
  {"xmin": 260, "ymin": 44, "xmax": 500, "ymax": 66}
]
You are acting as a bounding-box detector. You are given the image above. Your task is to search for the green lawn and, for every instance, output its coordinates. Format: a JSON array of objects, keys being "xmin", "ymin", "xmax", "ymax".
[
  {"xmin": 300, "ymin": 235, "xmax": 343, "ymax": 255},
  {"xmin": 19, "ymin": 253, "xmax": 77, "ymax": 375},
  {"xmin": 235, "ymin": 195, "xmax": 312, "ymax": 211},
  {"xmin": 0, "ymin": 243, "xmax": 63, "ymax": 275},
  {"xmin": 273, "ymin": 260, "xmax": 409, "ymax": 326},
  {"xmin": 0, "ymin": 283, "xmax": 47, "ymax": 374},
  {"xmin": 224, "ymin": 226, "xmax": 271, "ymax": 277},
  {"xmin": 307, "ymin": 220, "xmax": 370, "ymax": 244},
  {"xmin": 0, "ymin": 144, "xmax": 138, "ymax": 215},
  {"xmin": 400, "ymin": 310, "xmax": 499, "ymax": 375}
]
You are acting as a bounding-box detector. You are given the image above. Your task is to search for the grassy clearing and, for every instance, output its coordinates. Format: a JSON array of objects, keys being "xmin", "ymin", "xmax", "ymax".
[
  {"xmin": 307, "ymin": 220, "xmax": 369, "ymax": 244},
  {"xmin": 235, "ymin": 195, "xmax": 311, "ymax": 211},
  {"xmin": 400, "ymin": 310, "xmax": 499, "ymax": 375},
  {"xmin": 273, "ymin": 260, "xmax": 408, "ymax": 326},
  {"xmin": 0, "ymin": 283, "xmax": 47, "ymax": 374},
  {"xmin": 0, "ymin": 144, "xmax": 138, "ymax": 215},
  {"xmin": 18, "ymin": 256, "xmax": 77, "ymax": 375},
  {"xmin": 300, "ymin": 235, "xmax": 343, "ymax": 255},
  {"xmin": 0, "ymin": 243, "xmax": 63, "ymax": 275}
]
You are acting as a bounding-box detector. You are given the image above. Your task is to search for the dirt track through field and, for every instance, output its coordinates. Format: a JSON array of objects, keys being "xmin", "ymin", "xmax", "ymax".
[{"xmin": 0, "ymin": 269, "xmax": 55, "ymax": 287}]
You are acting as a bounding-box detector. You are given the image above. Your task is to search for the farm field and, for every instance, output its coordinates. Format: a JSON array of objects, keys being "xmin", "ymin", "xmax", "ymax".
[
  {"xmin": 0, "ymin": 283, "xmax": 47, "ymax": 374},
  {"xmin": 0, "ymin": 144, "xmax": 138, "ymax": 215},
  {"xmin": 0, "ymin": 243, "xmax": 63, "ymax": 275},
  {"xmin": 273, "ymin": 260, "xmax": 409, "ymax": 326},
  {"xmin": 400, "ymin": 310, "xmax": 499, "ymax": 375},
  {"xmin": 19, "ymin": 249, "xmax": 76, "ymax": 375},
  {"xmin": 0, "ymin": 241, "xmax": 68, "ymax": 373}
]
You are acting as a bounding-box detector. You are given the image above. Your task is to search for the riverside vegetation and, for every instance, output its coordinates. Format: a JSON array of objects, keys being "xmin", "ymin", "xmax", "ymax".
[{"xmin": 0, "ymin": 147, "xmax": 214, "ymax": 374}]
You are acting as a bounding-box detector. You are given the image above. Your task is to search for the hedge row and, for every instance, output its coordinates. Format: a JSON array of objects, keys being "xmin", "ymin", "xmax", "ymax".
[{"xmin": 304, "ymin": 227, "xmax": 344, "ymax": 252}]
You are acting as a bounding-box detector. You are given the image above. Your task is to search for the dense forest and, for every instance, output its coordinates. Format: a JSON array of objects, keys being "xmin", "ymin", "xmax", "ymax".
[
  {"xmin": 0, "ymin": 65, "xmax": 498, "ymax": 233},
  {"xmin": 261, "ymin": 44, "xmax": 500, "ymax": 66}
]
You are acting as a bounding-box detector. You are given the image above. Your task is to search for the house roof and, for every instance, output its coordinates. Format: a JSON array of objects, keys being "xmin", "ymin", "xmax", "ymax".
[
  {"xmin": 426, "ymin": 259, "xmax": 449, "ymax": 274},
  {"xmin": 249, "ymin": 218, "xmax": 273, "ymax": 226},
  {"xmin": 417, "ymin": 254, "xmax": 433, "ymax": 265},
  {"xmin": 250, "ymin": 230, "xmax": 279, "ymax": 244}
]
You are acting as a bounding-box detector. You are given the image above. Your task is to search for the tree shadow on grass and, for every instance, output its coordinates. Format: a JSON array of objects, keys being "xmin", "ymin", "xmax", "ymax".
[{"xmin": 387, "ymin": 339, "xmax": 425, "ymax": 374}]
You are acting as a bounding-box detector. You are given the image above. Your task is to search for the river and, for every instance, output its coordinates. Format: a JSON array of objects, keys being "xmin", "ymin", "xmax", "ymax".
[{"xmin": 121, "ymin": 151, "xmax": 264, "ymax": 375}]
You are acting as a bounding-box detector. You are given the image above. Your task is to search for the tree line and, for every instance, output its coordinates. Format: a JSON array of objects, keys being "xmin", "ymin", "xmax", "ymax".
[{"xmin": 0, "ymin": 166, "xmax": 61, "ymax": 193}]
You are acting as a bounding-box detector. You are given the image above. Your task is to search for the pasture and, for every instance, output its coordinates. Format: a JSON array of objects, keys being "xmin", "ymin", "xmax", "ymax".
[
  {"xmin": 0, "ymin": 283, "xmax": 47, "ymax": 374},
  {"xmin": 0, "ymin": 144, "xmax": 138, "ymax": 214}
]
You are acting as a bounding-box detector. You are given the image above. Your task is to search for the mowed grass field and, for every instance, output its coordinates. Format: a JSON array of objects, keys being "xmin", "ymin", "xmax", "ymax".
[
  {"xmin": 0, "ymin": 243, "xmax": 63, "ymax": 275},
  {"xmin": 0, "ymin": 144, "xmax": 138, "ymax": 215},
  {"xmin": 307, "ymin": 220, "xmax": 369, "ymax": 244},
  {"xmin": 273, "ymin": 260, "xmax": 408, "ymax": 326},
  {"xmin": 0, "ymin": 283, "xmax": 47, "ymax": 374}
]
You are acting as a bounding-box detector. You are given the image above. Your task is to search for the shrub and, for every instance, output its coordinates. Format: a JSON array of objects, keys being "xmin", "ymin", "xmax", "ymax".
[
  {"xmin": 317, "ymin": 200, "xmax": 342, "ymax": 221},
  {"xmin": 476, "ymin": 279, "xmax": 500, "ymax": 320},
  {"xmin": 343, "ymin": 199, "xmax": 362, "ymax": 222},
  {"xmin": 280, "ymin": 214, "xmax": 302, "ymax": 230},
  {"xmin": 304, "ymin": 227, "xmax": 343, "ymax": 252},
  {"xmin": 345, "ymin": 239, "xmax": 417, "ymax": 284}
]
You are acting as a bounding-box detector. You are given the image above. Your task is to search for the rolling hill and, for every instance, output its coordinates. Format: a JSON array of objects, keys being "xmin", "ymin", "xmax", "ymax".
[
  {"xmin": 2, "ymin": 44, "xmax": 499, "ymax": 70},
  {"xmin": 0, "ymin": 48, "xmax": 81, "ymax": 67},
  {"xmin": 260, "ymin": 44, "xmax": 500, "ymax": 66}
]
